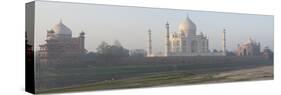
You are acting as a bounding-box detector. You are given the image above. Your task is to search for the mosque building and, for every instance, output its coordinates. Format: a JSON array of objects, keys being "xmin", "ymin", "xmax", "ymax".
[
  {"xmin": 148, "ymin": 14, "xmax": 226, "ymax": 57},
  {"xmin": 236, "ymin": 38, "xmax": 261, "ymax": 56},
  {"xmin": 38, "ymin": 20, "xmax": 87, "ymax": 64}
]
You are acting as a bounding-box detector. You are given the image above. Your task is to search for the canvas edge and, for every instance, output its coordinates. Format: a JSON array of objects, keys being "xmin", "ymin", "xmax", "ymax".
[{"xmin": 25, "ymin": 1, "xmax": 35, "ymax": 94}]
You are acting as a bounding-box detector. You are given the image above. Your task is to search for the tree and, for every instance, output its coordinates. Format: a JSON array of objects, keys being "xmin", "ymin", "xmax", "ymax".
[
  {"xmin": 113, "ymin": 40, "xmax": 122, "ymax": 47},
  {"xmin": 213, "ymin": 49, "xmax": 218, "ymax": 53},
  {"xmin": 96, "ymin": 41, "xmax": 109, "ymax": 55},
  {"xmin": 112, "ymin": 40, "xmax": 129, "ymax": 57},
  {"xmin": 96, "ymin": 41, "xmax": 129, "ymax": 58}
]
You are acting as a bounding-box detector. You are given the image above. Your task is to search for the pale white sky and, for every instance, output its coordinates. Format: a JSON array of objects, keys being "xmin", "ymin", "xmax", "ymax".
[{"xmin": 34, "ymin": 1, "xmax": 274, "ymax": 53}]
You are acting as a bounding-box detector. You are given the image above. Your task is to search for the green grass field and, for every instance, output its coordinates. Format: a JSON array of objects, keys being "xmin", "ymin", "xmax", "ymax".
[
  {"xmin": 38, "ymin": 64, "xmax": 273, "ymax": 94},
  {"xmin": 38, "ymin": 71, "xmax": 218, "ymax": 93},
  {"xmin": 36, "ymin": 59, "xmax": 273, "ymax": 93}
]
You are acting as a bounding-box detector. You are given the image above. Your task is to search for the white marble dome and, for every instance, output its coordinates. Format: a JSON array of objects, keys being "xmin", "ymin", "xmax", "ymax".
[
  {"xmin": 243, "ymin": 37, "xmax": 257, "ymax": 45},
  {"xmin": 178, "ymin": 15, "xmax": 197, "ymax": 36},
  {"xmin": 52, "ymin": 20, "xmax": 72, "ymax": 38}
]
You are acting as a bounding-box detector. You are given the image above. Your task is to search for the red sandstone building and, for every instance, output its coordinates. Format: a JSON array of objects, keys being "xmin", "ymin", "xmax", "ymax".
[{"xmin": 38, "ymin": 21, "xmax": 87, "ymax": 64}]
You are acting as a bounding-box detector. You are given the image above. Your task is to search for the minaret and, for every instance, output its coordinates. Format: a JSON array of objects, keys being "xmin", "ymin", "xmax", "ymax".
[
  {"xmin": 79, "ymin": 30, "xmax": 85, "ymax": 53},
  {"xmin": 165, "ymin": 22, "xmax": 171, "ymax": 56},
  {"xmin": 59, "ymin": 18, "xmax": 63, "ymax": 24},
  {"xmin": 222, "ymin": 29, "xmax": 226, "ymax": 53},
  {"xmin": 147, "ymin": 29, "xmax": 152, "ymax": 57}
]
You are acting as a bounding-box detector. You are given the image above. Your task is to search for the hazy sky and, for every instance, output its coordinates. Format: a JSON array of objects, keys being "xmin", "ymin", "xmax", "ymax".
[{"xmin": 34, "ymin": 1, "xmax": 274, "ymax": 53}]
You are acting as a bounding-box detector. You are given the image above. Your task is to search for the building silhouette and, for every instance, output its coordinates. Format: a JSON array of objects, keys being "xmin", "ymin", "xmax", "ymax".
[
  {"xmin": 38, "ymin": 20, "xmax": 86, "ymax": 64},
  {"xmin": 149, "ymin": 14, "xmax": 226, "ymax": 56},
  {"xmin": 236, "ymin": 38, "xmax": 261, "ymax": 56}
]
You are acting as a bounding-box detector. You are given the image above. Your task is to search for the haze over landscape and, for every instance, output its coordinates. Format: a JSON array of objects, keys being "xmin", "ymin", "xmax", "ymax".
[
  {"xmin": 29, "ymin": 1, "xmax": 274, "ymax": 93},
  {"xmin": 34, "ymin": 1, "xmax": 274, "ymax": 53}
]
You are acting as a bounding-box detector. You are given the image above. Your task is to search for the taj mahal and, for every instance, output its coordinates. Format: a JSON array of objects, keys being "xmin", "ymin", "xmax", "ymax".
[
  {"xmin": 37, "ymin": 14, "xmax": 270, "ymax": 64},
  {"xmin": 147, "ymin": 14, "xmax": 227, "ymax": 57}
]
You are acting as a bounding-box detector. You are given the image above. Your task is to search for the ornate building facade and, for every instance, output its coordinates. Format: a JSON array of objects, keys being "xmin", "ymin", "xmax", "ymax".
[
  {"xmin": 236, "ymin": 38, "xmax": 260, "ymax": 56},
  {"xmin": 163, "ymin": 15, "xmax": 226, "ymax": 56},
  {"xmin": 261, "ymin": 47, "xmax": 273, "ymax": 59},
  {"xmin": 38, "ymin": 21, "xmax": 87, "ymax": 64}
]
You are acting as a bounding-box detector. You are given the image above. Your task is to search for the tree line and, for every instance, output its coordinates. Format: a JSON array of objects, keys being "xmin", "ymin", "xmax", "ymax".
[{"xmin": 86, "ymin": 40, "xmax": 130, "ymax": 59}]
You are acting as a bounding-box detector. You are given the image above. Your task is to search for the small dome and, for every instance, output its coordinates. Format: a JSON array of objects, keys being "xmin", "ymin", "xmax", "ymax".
[
  {"xmin": 243, "ymin": 37, "xmax": 256, "ymax": 45},
  {"xmin": 80, "ymin": 31, "xmax": 85, "ymax": 35},
  {"xmin": 52, "ymin": 20, "xmax": 72, "ymax": 38},
  {"xmin": 178, "ymin": 14, "xmax": 197, "ymax": 37}
]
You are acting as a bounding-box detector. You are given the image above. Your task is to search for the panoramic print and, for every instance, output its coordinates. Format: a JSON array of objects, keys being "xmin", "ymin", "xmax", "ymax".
[{"xmin": 26, "ymin": 1, "xmax": 274, "ymax": 93}]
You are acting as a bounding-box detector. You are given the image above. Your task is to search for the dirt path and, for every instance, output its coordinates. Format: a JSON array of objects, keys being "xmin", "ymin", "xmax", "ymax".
[{"xmin": 209, "ymin": 66, "xmax": 273, "ymax": 82}]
